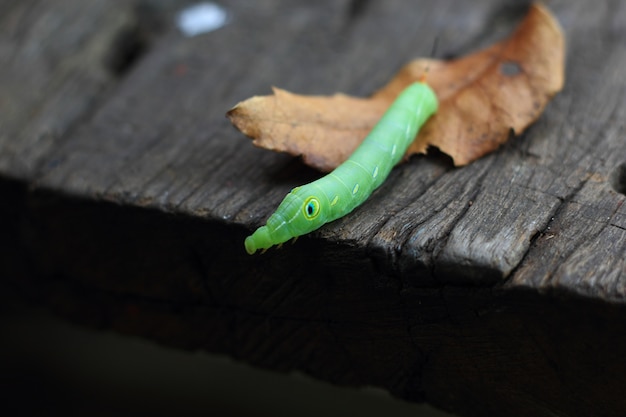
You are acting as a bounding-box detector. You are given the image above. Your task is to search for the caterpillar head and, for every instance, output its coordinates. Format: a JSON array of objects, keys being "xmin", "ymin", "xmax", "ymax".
[{"xmin": 244, "ymin": 186, "xmax": 328, "ymax": 254}]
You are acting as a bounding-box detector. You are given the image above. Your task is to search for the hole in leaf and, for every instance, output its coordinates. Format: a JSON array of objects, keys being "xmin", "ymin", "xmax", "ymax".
[
  {"xmin": 610, "ymin": 162, "xmax": 626, "ymax": 195},
  {"xmin": 500, "ymin": 60, "xmax": 522, "ymax": 76}
]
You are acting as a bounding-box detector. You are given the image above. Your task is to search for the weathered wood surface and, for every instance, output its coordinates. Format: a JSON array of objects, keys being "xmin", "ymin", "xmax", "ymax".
[{"xmin": 1, "ymin": 0, "xmax": 626, "ymax": 416}]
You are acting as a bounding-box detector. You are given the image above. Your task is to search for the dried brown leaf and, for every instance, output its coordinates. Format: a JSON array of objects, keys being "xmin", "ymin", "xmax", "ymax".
[{"xmin": 228, "ymin": 3, "xmax": 565, "ymax": 171}]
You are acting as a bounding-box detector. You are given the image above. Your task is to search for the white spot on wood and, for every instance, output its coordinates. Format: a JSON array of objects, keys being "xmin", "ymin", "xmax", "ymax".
[{"xmin": 177, "ymin": 2, "xmax": 229, "ymax": 37}]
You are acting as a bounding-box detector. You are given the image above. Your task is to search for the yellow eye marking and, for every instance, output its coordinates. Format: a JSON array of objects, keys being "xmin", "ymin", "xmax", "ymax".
[
  {"xmin": 303, "ymin": 196, "xmax": 320, "ymax": 219},
  {"xmin": 352, "ymin": 183, "xmax": 359, "ymax": 195}
]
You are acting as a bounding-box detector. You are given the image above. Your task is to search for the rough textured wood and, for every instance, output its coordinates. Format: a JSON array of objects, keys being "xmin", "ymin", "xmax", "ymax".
[
  {"xmin": 2, "ymin": 1, "xmax": 626, "ymax": 416},
  {"xmin": 0, "ymin": 0, "xmax": 150, "ymax": 179}
]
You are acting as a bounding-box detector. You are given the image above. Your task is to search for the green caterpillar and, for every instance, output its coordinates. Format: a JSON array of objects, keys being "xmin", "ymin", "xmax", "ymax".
[{"xmin": 245, "ymin": 80, "xmax": 438, "ymax": 254}]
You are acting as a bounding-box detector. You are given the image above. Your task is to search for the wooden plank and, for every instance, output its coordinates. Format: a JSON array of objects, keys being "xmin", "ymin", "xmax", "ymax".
[
  {"xmin": 0, "ymin": 0, "xmax": 148, "ymax": 179},
  {"xmin": 2, "ymin": 0, "xmax": 626, "ymax": 416}
]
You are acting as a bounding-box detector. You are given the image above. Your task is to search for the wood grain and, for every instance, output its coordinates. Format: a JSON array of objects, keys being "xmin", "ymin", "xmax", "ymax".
[
  {"xmin": 0, "ymin": 0, "xmax": 146, "ymax": 178},
  {"xmin": 1, "ymin": 1, "xmax": 625, "ymax": 416}
]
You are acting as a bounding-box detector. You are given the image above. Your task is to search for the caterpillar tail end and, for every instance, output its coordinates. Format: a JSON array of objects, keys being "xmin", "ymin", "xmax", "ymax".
[
  {"xmin": 244, "ymin": 225, "xmax": 272, "ymax": 255},
  {"xmin": 244, "ymin": 235, "xmax": 257, "ymax": 255}
]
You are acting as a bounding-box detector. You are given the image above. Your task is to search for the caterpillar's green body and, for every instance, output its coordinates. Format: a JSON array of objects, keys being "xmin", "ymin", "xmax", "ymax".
[{"xmin": 245, "ymin": 81, "xmax": 438, "ymax": 255}]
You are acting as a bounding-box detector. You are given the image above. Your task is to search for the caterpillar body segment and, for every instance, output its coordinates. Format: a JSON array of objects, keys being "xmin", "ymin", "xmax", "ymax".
[{"xmin": 245, "ymin": 81, "xmax": 438, "ymax": 254}]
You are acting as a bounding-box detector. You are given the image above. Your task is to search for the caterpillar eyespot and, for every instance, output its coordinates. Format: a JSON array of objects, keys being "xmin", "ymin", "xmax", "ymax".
[
  {"xmin": 303, "ymin": 197, "xmax": 320, "ymax": 219},
  {"xmin": 244, "ymin": 80, "xmax": 438, "ymax": 255}
]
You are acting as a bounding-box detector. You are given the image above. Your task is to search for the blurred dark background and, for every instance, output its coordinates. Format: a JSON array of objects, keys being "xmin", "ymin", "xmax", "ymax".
[{"xmin": 0, "ymin": 285, "xmax": 456, "ymax": 417}]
